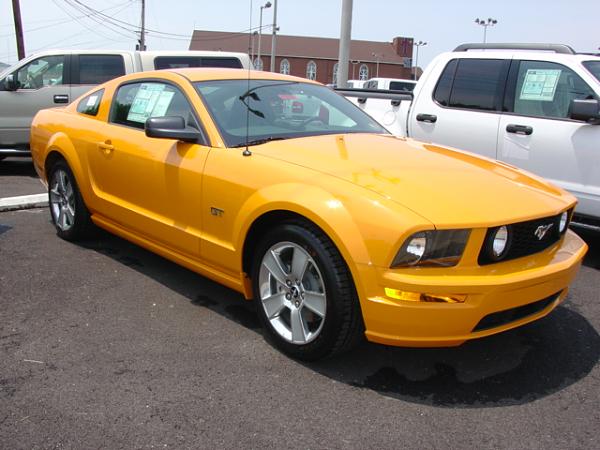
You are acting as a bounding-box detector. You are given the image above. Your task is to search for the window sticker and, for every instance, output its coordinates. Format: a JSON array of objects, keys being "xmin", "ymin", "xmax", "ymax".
[
  {"xmin": 127, "ymin": 83, "xmax": 175, "ymax": 123},
  {"xmin": 86, "ymin": 95, "xmax": 98, "ymax": 107},
  {"xmin": 519, "ymin": 69, "xmax": 561, "ymax": 102}
]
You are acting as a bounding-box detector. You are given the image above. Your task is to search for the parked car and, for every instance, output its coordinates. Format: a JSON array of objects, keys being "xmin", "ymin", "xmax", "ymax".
[
  {"xmin": 30, "ymin": 68, "xmax": 587, "ymax": 360},
  {"xmin": 338, "ymin": 43, "xmax": 600, "ymax": 230},
  {"xmin": 363, "ymin": 77, "xmax": 417, "ymax": 92},
  {"xmin": 0, "ymin": 49, "xmax": 250, "ymax": 159},
  {"xmin": 346, "ymin": 79, "xmax": 366, "ymax": 88}
]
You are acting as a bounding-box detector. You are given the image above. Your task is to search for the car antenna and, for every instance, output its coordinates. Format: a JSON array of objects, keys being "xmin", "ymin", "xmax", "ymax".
[{"xmin": 243, "ymin": 0, "xmax": 253, "ymax": 157}]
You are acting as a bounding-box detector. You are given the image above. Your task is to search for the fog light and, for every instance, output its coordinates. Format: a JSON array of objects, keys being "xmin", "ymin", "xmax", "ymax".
[
  {"xmin": 492, "ymin": 225, "xmax": 509, "ymax": 258},
  {"xmin": 384, "ymin": 288, "xmax": 467, "ymax": 303}
]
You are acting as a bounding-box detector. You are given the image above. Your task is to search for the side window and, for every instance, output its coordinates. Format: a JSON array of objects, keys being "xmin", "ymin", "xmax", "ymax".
[
  {"xmin": 433, "ymin": 59, "xmax": 458, "ymax": 106},
  {"xmin": 77, "ymin": 89, "xmax": 104, "ymax": 116},
  {"xmin": 16, "ymin": 55, "xmax": 65, "ymax": 89},
  {"xmin": 78, "ymin": 55, "xmax": 125, "ymax": 84},
  {"xmin": 447, "ymin": 59, "xmax": 507, "ymax": 111},
  {"xmin": 110, "ymin": 82, "xmax": 198, "ymax": 130},
  {"xmin": 512, "ymin": 60, "xmax": 596, "ymax": 119}
]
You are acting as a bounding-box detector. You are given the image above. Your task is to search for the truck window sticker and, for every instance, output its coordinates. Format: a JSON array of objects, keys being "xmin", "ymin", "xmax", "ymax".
[
  {"xmin": 519, "ymin": 69, "xmax": 561, "ymax": 102},
  {"xmin": 127, "ymin": 83, "xmax": 175, "ymax": 123}
]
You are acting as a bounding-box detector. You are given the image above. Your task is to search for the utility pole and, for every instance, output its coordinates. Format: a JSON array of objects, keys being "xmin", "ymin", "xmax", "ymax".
[
  {"xmin": 337, "ymin": 0, "xmax": 353, "ymax": 88},
  {"xmin": 269, "ymin": 0, "xmax": 278, "ymax": 72},
  {"xmin": 139, "ymin": 0, "xmax": 146, "ymax": 50},
  {"xmin": 12, "ymin": 0, "xmax": 25, "ymax": 60}
]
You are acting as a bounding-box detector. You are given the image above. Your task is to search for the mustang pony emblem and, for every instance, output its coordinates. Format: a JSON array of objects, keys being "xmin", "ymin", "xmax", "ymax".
[{"xmin": 534, "ymin": 223, "xmax": 554, "ymax": 240}]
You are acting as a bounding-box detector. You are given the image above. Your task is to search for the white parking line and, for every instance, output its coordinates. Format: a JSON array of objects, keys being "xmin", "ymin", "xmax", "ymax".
[{"xmin": 0, "ymin": 193, "xmax": 48, "ymax": 212}]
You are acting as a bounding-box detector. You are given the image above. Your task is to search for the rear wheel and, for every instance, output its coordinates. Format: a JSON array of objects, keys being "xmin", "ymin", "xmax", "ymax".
[
  {"xmin": 48, "ymin": 160, "xmax": 93, "ymax": 241},
  {"xmin": 252, "ymin": 222, "xmax": 363, "ymax": 360}
]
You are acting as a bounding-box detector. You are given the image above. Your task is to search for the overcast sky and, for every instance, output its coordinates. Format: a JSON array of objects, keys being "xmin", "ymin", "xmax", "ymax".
[{"xmin": 1, "ymin": 0, "xmax": 599, "ymax": 69}]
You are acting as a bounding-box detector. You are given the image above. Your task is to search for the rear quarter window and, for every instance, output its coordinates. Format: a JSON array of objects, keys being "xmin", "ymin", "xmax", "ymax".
[{"xmin": 76, "ymin": 89, "xmax": 104, "ymax": 116}]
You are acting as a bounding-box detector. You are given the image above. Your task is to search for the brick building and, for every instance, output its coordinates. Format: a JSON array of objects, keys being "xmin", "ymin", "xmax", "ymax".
[{"xmin": 189, "ymin": 30, "xmax": 414, "ymax": 84}]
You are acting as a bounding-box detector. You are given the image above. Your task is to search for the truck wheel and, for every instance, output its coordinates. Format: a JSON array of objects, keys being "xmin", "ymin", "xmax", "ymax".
[
  {"xmin": 48, "ymin": 160, "xmax": 93, "ymax": 241},
  {"xmin": 252, "ymin": 222, "xmax": 363, "ymax": 360}
]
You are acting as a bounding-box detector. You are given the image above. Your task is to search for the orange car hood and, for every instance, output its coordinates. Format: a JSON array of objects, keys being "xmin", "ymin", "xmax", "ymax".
[{"xmin": 253, "ymin": 134, "xmax": 574, "ymax": 228}]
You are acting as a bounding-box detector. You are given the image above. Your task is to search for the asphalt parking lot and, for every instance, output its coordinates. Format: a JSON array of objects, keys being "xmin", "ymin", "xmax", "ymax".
[{"xmin": 1, "ymin": 161, "xmax": 599, "ymax": 449}]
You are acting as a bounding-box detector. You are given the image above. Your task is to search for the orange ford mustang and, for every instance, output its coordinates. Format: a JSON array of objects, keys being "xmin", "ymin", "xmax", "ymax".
[{"xmin": 30, "ymin": 69, "xmax": 587, "ymax": 360}]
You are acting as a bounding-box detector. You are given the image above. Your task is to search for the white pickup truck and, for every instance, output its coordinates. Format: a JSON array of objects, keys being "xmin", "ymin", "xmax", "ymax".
[
  {"xmin": 0, "ymin": 49, "xmax": 250, "ymax": 158},
  {"xmin": 338, "ymin": 43, "xmax": 600, "ymax": 230}
]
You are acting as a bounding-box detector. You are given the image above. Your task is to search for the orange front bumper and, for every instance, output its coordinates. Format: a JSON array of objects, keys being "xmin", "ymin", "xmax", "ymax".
[{"xmin": 353, "ymin": 229, "xmax": 588, "ymax": 347}]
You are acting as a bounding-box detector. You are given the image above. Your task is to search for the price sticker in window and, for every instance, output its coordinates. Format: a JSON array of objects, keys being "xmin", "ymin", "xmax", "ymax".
[{"xmin": 519, "ymin": 69, "xmax": 561, "ymax": 102}]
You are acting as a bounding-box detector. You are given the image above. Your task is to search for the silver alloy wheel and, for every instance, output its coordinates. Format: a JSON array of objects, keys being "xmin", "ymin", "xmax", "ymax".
[
  {"xmin": 49, "ymin": 168, "xmax": 76, "ymax": 231},
  {"xmin": 258, "ymin": 241, "xmax": 327, "ymax": 344}
]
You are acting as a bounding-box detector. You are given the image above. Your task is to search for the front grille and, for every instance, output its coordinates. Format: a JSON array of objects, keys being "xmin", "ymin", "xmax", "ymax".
[
  {"xmin": 478, "ymin": 210, "xmax": 571, "ymax": 265},
  {"xmin": 472, "ymin": 291, "xmax": 561, "ymax": 332}
]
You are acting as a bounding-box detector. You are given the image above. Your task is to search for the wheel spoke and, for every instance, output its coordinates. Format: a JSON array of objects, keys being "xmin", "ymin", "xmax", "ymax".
[
  {"xmin": 58, "ymin": 171, "xmax": 67, "ymax": 194},
  {"xmin": 64, "ymin": 180, "xmax": 74, "ymax": 201},
  {"xmin": 65, "ymin": 205, "xmax": 75, "ymax": 225},
  {"xmin": 262, "ymin": 293, "xmax": 286, "ymax": 319},
  {"xmin": 290, "ymin": 308, "xmax": 307, "ymax": 343},
  {"xmin": 303, "ymin": 292, "xmax": 326, "ymax": 318},
  {"xmin": 290, "ymin": 247, "xmax": 309, "ymax": 282},
  {"xmin": 58, "ymin": 208, "xmax": 66, "ymax": 230},
  {"xmin": 262, "ymin": 250, "xmax": 289, "ymax": 285}
]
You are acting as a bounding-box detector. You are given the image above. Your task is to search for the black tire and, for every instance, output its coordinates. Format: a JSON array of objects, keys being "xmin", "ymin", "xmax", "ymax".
[
  {"xmin": 252, "ymin": 221, "xmax": 364, "ymax": 361},
  {"xmin": 48, "ymin": 160, "xmax": 93, "ymax": 241}
]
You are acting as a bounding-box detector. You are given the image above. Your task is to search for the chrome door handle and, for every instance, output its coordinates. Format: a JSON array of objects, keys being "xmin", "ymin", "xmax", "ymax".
[{"xmin": 53, "ymin": 94, "xmax": 69, "ymax": 104}]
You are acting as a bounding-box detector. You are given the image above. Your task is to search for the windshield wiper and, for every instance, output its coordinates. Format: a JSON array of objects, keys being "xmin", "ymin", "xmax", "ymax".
[{"xmin": 232, "ymin": 136, "xmax": 287, "ymax": 148}]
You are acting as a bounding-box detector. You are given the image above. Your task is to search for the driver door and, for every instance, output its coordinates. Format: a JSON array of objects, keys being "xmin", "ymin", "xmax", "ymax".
[
  {"xmin": 88, "ymin": 80, "xmax": 210, "ymax": 258},
  {"xmin": 0, "ymin": 54, "xmax": 70, "ymax": 147}
]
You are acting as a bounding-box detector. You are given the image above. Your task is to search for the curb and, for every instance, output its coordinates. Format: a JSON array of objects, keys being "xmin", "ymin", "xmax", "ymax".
[{"xmin": 0, "ymin": 193, "xmax": 48, "ymax": 212}]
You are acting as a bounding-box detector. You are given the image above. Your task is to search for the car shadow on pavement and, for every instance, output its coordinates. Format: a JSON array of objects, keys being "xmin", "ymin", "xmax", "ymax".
[
  {"xmin": 0, "ymin": 157, "xmax": 37, "ymax": 178},
  {"xmin": 576, "ymin": 227, "xmax": 600, "ymax": 270},
  {"xmin": 77, "ymin": 227, "xmax": 599, "ymax": 409}
]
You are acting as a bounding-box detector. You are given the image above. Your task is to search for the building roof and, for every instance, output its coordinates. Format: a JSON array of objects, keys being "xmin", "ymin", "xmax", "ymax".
[{"xmin": 190, "ymin": 30, "xmax": 412, "ymax": 65}]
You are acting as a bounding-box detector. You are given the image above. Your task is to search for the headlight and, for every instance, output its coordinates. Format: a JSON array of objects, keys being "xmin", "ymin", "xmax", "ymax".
[
  {"xmin": 492, "ymin": 225, "xmax": 509, "ymax": 258},
  {"xmin": 392, "ymin": 229, "xmax": 471, "ymax": 268},
  {"xmin": 559, "ymin": 211, "xmax": 568, "ymax": 233}
]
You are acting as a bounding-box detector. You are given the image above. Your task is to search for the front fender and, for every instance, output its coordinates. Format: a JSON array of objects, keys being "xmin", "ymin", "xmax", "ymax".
[{"xmin": 234, "ymin": 182, "xmax": 373, "ymax": 268}]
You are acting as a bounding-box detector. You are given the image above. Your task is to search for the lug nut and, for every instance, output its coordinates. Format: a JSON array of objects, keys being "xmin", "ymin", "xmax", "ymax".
[{"xmin": 285, "ymin": 293, "xmax": 292, "ymax": 300}]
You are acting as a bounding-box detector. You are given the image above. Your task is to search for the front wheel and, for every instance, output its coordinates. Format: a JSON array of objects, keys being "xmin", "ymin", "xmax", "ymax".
[
  {"xmin": 252, "ymin": 222, "xmax": 363, "ymax": 360},
  {"xmin": 48, "ymin": 160, "xmax": 93, "ymax": 241}
]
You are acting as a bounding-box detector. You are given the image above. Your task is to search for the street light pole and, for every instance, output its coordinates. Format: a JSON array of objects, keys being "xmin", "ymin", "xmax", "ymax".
[
  {"xmin": 413, "ymin": 40, "xmax": 427, "ymax": 80},
  {"xmin": 256, "ymin": 1, "xmax": 271, "ymax": 70},
  {"xmin": 474, "ymin": 17, "xmax": 497, "ymax": 43},
  {"xmin": 372, "ymin": 52, "xmax": 381, "ymax": 77},
  {"xmin": 337, "ymin": 0, "xmax": 353, "ymax": 88},
  {"xmin": 269, "ymin": 0, "xmax": 278, "ymax": 72}
]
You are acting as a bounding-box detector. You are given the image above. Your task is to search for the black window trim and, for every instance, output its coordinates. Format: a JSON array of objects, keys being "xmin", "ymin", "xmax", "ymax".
[
  {"xmin": 431, "ymin": 57, "xmax": 511, "ymax": 114},
  {"xmin": 502, "ymin": 59, "xmax": 600, "ymax": 124},
  {"xmin": 108, "ymin": 77, "xmax": 209, "ymax": 146},
  {"xmin": 70, "ymin": 53, "xmax": 126, "ymax": 86}
]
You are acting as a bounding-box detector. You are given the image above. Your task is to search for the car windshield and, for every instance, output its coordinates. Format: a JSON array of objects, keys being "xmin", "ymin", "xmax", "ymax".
[
  {"xmin": 194, "ymin": 79, "xmax": 387, "ymax": 147},
  {"xmin": 582, "ymin": 61, "xmax": 600, "ymax": 83}
]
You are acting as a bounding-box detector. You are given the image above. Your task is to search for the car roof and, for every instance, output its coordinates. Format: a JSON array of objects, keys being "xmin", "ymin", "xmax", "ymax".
[{"xmin": 170, "ymin": 67, "xmax": 318, "ymax": 84}]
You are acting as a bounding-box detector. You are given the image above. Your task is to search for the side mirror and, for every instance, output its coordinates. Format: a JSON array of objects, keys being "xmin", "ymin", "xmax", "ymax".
[
  {"xmin": 4, "ymin": 74, "xmax": 18, "ymax": 91},
  {"xmin": 570, "ymin": 99, "xmax": 600, "ymax": 124},
  {"xmin": 145, "ymin": 116, "xmax": 201, "ymax": 143}
]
